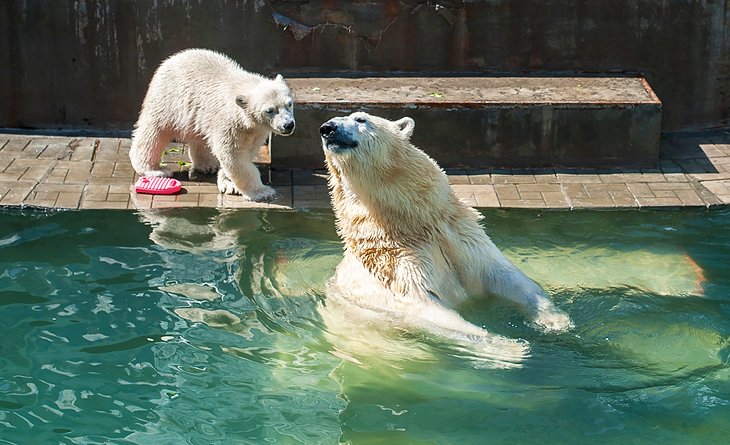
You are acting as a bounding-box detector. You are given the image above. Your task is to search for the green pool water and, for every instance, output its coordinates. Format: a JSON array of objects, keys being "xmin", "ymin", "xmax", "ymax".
[{"xmin": 1, "ymin": 207, "xmax": 728, "ymax": 444}]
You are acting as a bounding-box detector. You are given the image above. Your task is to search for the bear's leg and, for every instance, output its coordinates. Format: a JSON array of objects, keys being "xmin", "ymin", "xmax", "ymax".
[
  {"xmin": 216, "ymin": 155, "xmax": 278, "ymax": 202},
  {"xmin": 488, "ymin": 265, "xmax": 573, "ymax": 333},
  {"xmin": 129, "ymin": 125, "xmax": 173, "ymax": 177},
  {"xmin": 413, "ymin": 304, "xmax": 530, "ymax": 369},
  {"xmin": 188, "ymin": 139, "xmax": 219, "ymax": 176}
]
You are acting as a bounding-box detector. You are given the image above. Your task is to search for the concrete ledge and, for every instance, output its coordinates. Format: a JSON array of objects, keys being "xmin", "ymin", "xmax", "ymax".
[{"xmin": 273, "ymin": 76, "xmax": 662, "ymax": 169}]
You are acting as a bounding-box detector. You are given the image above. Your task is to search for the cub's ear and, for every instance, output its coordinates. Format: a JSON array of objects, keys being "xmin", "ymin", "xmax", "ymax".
[
  {"xmin": 395, "ymin": 117, "xmax": 415, "ymax": 138},
  {"xmin": 235, "ymin": 94, "xmax": 247, "ymax": 108},
  {"xmin": 275, "ymin": 74, "xmax": 286, "ymax": 83}
]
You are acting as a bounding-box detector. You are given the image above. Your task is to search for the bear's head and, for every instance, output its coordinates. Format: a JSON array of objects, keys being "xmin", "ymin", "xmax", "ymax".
[
  {"xmin": 320, "ymin": 111, "xmax": 416, "ymax": 172},
  {"xmin": 235, "ymin": 74, "xmax": 295, "ymax": 136},
  {"xmin": 320, "ymin": 112, "xmax": 453, "ymax": 222}
]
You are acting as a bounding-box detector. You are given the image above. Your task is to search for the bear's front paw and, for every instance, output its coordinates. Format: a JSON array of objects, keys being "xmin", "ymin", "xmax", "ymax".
[
  {"xmin": 217, "ymin": 178, "xmax": 279, "ymax": 202},
  {"xmin": 467, "ymin": 335, "xmax": 530, "ymax": 369},
  {"xmin": 217, "ymin": 177, "xmax": 242, "ymax": 195},
  {"xmin": 248, "ymin": 186, "xmax": 279, "ymax": 203},
  {"xmin": 532, "ymin": 309, "xmax": 573, "ymax": 333}
]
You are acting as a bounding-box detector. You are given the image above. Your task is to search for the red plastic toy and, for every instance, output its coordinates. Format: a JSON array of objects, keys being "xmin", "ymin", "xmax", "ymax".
[{"xmin": 134, "ymin": 177, "xmax": 182, "ymax": 195}]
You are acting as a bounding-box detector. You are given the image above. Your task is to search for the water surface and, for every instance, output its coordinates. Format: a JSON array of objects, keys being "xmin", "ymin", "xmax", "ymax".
[{"xmin": 0, "ymin": 207, "xmax": 728, "ymax": 444}]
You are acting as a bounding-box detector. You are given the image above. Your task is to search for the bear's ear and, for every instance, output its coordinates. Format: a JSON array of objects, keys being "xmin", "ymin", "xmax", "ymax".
[
  {"xmin": 395, "ymin": 117, "xmax": 415, "ymax": 138},
  {"xmin": 275, "ymin": 74, "xmax": 286, "ymax": 83},
  {"xmin": 235, "ymin": 94, "xmax": 248, "ymax": 108}
]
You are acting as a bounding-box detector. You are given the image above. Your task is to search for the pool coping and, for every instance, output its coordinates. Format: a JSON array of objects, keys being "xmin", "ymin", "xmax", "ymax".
[{"xmin": 1, "ymin": 129, "xmax": 729, "ymax": 210}]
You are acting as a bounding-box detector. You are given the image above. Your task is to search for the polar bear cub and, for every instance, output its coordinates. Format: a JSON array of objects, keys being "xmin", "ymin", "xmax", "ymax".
[
  {"xmin": 129, "ymin": 48, "xmax": 295, "ymax": 202},
  {"xmin": 320, "ymin": 112, "xmax": 571, "ymax": 363}
]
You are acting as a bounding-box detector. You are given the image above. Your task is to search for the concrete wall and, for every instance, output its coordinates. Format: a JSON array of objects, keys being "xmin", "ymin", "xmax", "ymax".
[
  {"xmin": 274, "ymin": 103, "xmax": 662, "ymax": 169},
  {"xmin": 1, "ymin": 0, "xmax": 728, "ymax": 131}
]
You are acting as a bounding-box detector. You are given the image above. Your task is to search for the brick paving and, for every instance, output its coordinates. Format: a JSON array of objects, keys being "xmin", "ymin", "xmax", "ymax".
[{"xmin": 1, "ymin": 129, "xmax": 729, "ymax": 210}]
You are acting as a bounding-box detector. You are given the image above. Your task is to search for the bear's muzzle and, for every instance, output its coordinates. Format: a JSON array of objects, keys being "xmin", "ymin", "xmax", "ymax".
[{"xmin": 320, "ymin": 120, "xmax": 358, "ymax": 152}]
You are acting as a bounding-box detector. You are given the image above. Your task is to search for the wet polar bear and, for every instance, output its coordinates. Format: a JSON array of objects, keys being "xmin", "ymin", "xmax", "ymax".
[
  {"xmin": 320, "ymin": 112, "xmax": 572, "ymax": 365},
  {"xmin": 129, "ymin": 48, "xmax": 295, "ymax": 202}
]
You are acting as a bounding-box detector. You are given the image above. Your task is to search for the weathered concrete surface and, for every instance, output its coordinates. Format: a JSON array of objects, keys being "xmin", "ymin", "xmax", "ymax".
[
  {"xmin": 275, "ymin": 77, "xmax": 661, "ymax": 169},
  {"xmin": 290, "ymin": 77, "xmax": 661, "ymax": 105},
  {"xmin": 0, "ymin": 0, "xmax": 728, "ymax": 132}
]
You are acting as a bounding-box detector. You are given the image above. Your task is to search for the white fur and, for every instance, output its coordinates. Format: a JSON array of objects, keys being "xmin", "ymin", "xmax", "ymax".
[
  {"xmin": 321, "ymin": 112, "xmax": 572, "ymax": 365},
  {"xmin": 129, "ymin": 48, "xmax": 295, "ymax": 202}
]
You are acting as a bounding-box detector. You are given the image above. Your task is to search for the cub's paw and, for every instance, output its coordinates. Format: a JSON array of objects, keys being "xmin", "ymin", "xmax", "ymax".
[
  {"xmin": 217, "ymin": 178, "xmax": 278, "ymax": 203},
  {"xmin": 217, "ymin": 176, "xmax": 241, "ymax": 195},
  {"xmin": 247, "ymin": 186, "xmax": 279, "ymax": 203}
]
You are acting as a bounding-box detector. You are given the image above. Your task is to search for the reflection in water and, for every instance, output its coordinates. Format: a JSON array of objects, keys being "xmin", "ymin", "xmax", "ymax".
[
  {"xmin": 161, "ymin": 283, "xmax": 222, "ymax": 301},
  {"xmin": 0, "ymin": 208, "xmax": 728, "ymax": 444},
  {"xmin": 131, "ymin": 208, "xmax": 345, "ymax": 443}
]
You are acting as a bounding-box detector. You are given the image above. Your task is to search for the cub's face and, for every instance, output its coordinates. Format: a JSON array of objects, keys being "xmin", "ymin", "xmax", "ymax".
[
  {"xmin": 236, "ymin": 75, "xmax": 295, "ymax": 136},
  {"xmin": 319, "ymin": 112, "xmax": 415, "ymax": 165}
]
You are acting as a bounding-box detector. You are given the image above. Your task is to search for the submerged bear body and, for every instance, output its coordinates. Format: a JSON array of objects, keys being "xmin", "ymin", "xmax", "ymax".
[{"xmin": 320, "ymin": 112, "xmax": 572, "ymax": 365}]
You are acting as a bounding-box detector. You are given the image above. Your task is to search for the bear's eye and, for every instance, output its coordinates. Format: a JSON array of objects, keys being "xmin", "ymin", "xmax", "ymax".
[
  {"xmin": 266, "ymin": 107, "xmax": 276, "ymax": 115},
  {"xmin": 285, "ymin": 100, "xmax": 293, "ymax": 108},
  {"xmin": 354, "ymin": 117, "xmax": 367, "ymax": 124}
]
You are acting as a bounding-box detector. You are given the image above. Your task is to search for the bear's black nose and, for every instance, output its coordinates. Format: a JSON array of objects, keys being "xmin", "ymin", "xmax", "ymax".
[
  {"xmin": 283, "ymin": 121, "xmax": 295, "ymax": 132},
  {"xmin": 320, "ymin": 122, "xmax": 336, "ymax": 138}
]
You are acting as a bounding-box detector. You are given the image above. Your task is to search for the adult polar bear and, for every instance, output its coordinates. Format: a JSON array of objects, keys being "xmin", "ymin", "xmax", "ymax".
[
  {"xmin": 320, "ymin": 112, "xmax": 571, "ymax": 363},
  {"xmin": 129, "ymin": 48, "xmax": 295, "ymax": 202}
]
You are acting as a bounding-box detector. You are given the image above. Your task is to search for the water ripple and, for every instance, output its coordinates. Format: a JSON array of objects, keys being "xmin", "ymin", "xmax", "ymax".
[{"xmin": 1, "ymin": 207, "xmax": 729, "ymax": 444}]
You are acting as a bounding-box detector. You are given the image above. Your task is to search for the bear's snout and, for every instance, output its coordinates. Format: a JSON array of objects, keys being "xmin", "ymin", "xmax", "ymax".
[
  {"xmin": 280, "ymin": 119, "xmax": 295, "ymax": 135},
  {"xmin": 320, "ymin": 122, "xmax": 337, "ymax": 139},
  {"xmin": 320, "ymin": 119, "xmax": 358, "ymax": 152}
]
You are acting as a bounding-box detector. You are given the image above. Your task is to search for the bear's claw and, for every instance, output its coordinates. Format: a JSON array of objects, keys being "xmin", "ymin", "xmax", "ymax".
[
  {"xmin": 217, "ymin": 177, "xmax": 240, "ymax": 196},
  {"xmin": 248, "ymin": 186, "xmax": 279, "ymax": 203},
  {"xmin": 218, "ymin": 178, "xmax": 279, "ymax": 202}
]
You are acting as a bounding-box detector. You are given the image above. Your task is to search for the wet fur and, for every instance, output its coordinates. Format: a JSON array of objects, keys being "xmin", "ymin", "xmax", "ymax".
[{"xmin": 321, "ymin": 112, "xmax": 572, "ymax": 366}]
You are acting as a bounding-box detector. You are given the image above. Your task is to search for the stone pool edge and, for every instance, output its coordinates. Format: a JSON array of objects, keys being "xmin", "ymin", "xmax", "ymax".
[{"xmin": 1, "ymin": 129, "xmax": 729, "ymax": 210}]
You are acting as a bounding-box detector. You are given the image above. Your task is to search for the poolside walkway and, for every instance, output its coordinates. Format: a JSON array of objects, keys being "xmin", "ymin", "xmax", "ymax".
[{"xmin": 1, "ymin": 129, "xmax": 729, "ymax": 210}]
